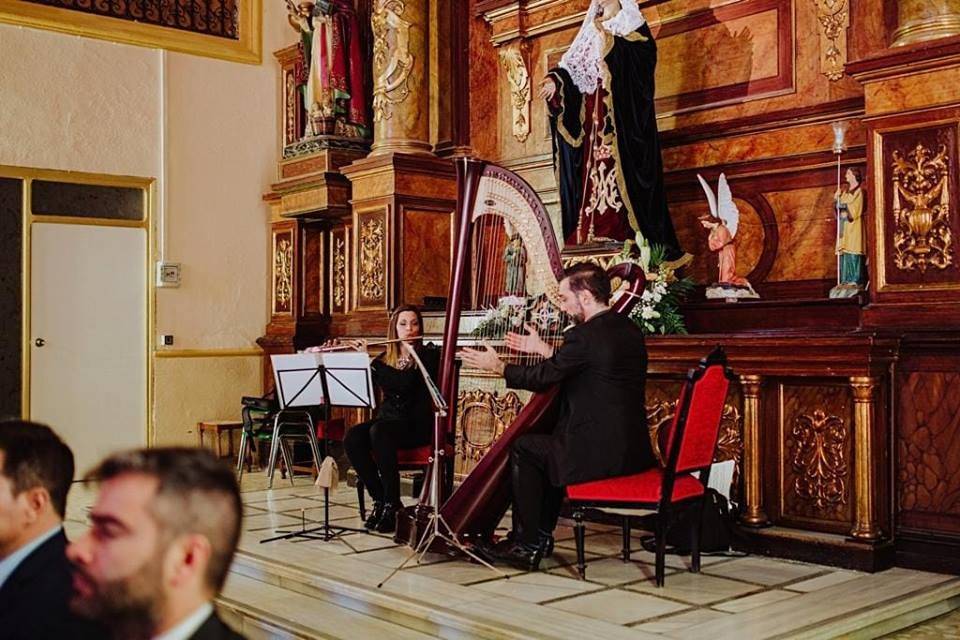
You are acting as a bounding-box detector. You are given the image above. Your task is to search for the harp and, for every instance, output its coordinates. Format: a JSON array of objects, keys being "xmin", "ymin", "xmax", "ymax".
[{"xmin": 397, "ymin": 157, "xmax": 647, "ymax": 547}]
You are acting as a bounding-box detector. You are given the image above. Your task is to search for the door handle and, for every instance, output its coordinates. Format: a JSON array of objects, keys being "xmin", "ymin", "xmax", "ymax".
[{"xmin": 34, "ymin": 338, "xmax": 45, "ymax": 348}]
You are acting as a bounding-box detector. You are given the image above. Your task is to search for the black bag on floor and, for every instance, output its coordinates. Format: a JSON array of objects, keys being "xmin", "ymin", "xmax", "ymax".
[{"xmin": 642, "ymin": 489, "xmax": 733, "ymax": 554}]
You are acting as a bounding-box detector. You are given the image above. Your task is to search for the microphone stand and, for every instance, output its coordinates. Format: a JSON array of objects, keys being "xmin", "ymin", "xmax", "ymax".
[{"xmin": 377, "ymin": 344, "xmax": 505, "ymax": 588}]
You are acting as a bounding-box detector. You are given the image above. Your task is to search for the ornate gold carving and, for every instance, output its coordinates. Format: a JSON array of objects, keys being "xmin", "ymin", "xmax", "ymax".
[
  {"xmin": 891, "ymin": 142, "xmax": 953, "ymax": 272},
  {"xmin": 646, "ymin": 400, "xmax": 678, "ymax": 466},
  {"xmin": 358, "ymin": 218, "xmax": 385, "ymax": 301},
  {"xmin": 716, "ymin": 404, "xmax": 744, "ymax": 499},
  {"xmin": 333, "ymin": 236, "xmax": 346, "ymax": 309},
  {"xmin": 455, "ymin": 389, "xmax": 524, "ymax": 463},
  {"xmin": 814, "ymin": 0, "xmax": 849, "ymax": 81},
  {"xmin": 274, "ymin": 236, "xmax": 293, "ymax": 314},
  {"xmin": 285, "ymin": 71, "xmax": 297, "ymax": 145},
  {"xmin": 790, "ymin": 410, "xmax": 848, "ymax": 510},
  {"xmin": 499, "ymin": 43, "xmax": 531, "ymax": 143},
  {"xmin": 372, "ymin": 0, "xmax": 414, "ymax": 122}
]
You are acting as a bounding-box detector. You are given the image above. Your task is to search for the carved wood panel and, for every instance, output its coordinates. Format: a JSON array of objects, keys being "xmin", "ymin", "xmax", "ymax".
[
  {"xmin": 272, "ymin": 227, "xmax": 295, "ymax": 316},
  {"xmin": 897, "ymin": 371, "xmax": 960, "ymax": 535},
  {"xmin": 454, "ymin": 387, "xmax": 524, "ymax": 479},
  {"xmin": 777, "ymin": 383, "xmax": 853, "ymax": 531},
  {"xmin": 355, "ymin": 209, "xmax": 388, "ymax": 309},
  {"xmin": 302, "ymin": 224, "xmax": 324, "ymax": 316},
  {"xmin": 877, "ymin": 123, "xmax": 960, "ymax": 291},
  {"xmin": 329, "ymin": 225, "xmax": 350, "ymax": 315}
]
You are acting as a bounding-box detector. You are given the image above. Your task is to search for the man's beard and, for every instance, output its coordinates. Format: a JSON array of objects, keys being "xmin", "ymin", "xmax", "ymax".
[{"xmin": 70, "ymin": 555, "xmax": 166, "ymax": 640}]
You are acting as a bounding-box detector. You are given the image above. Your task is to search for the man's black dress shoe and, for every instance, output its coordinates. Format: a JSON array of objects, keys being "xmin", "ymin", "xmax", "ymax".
[
  {"xmin": 497, "ymin": 530, "xmax": 554, "ymax": 558},
  {"xmin": 375, "ymin": 502, "xmax": 401, "ymax": 534},
  {"xmin": 364, "ymin": 501, "xmax": 385, "ymax": 530},
  {"xmin": 489, "ymin": 541, "xmax": 543, "ymax": 571}
]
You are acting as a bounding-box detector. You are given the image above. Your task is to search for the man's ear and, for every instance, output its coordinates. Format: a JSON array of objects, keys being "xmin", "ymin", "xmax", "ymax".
[
  {"xmin": 23, "ymin": 487, "xmax": 51, "ymax": 522},
  {"xmin": 168, "ymin": 534, "xmax": 212, "ymax": 591}
]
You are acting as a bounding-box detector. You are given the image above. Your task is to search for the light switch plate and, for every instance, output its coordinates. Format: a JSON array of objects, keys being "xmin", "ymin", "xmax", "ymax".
[{"xmin": 157, "ymin": 262, "xmax": 181, "ymax": 287}]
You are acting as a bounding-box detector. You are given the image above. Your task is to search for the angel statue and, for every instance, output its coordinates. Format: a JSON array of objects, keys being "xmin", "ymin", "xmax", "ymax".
[{"xmin": 697, "ymin": 173, "xmax": 759, "ymax": 300}]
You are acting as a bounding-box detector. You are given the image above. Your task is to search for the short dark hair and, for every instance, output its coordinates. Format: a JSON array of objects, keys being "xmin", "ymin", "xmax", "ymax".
[
  {"xmin": 90, "ymin": 448, "xmax": 242, "ymax": 594},
  {"xmin": 563, "ymin": 262, "xmax": 611, "ymax": 304},
  {"xmin": 0, "ymin": 421, "xmax": 74, "ymax": 518}
]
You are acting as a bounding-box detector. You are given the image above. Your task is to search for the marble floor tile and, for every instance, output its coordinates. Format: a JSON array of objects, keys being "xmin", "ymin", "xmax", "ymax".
[
  {"xmin": 549, "ymin": 557, "xmax": 664, "ymax": 586},
  {"xmin": 712, "ymin": 588, "xmax": 798, "ymax": 613},
  {"xmin": 627, "ymin": 571, "xmax": 761, "ymax": 605},
  {"xmin": 784, "ymin": 569, "xmax": 862, "ymax": 592},
  {"xmin": 701, "ymin": 556, "xmax": 823, "ymax": 586},
  {"xmin": 350, "ymin": 545, "xmax": 452, "ymax": 567},
  {"xmin": 547, "ymin": 588, "xmax": 689, "ymax": 625},
  {"xmin": 632, "ymin": 607, "xmax": 733, "ymax": 634},
  {"xmin": 556, "ymin": 532, "xmax": 644, "ymax": 558},
  {"xmin": 403, "ymin": 559, "xmax": 522, "ymax": 585},
  {"xmin": 472, "ymin": 571, "xmax": 605, "ymax": 604},
  {"xmin": 540, "ymin": 548, "xmax": 604, "ymax": 574},
  {"xmin": 243, "ymin": 512, "xmax": 308, "ymax": 531},
  {"xmin": 251, "ymin": 496, "xmax": 326, "ymax": 512},
  {"xmin": 293, "ymin": 503, "xmax": 362, "ymax": 521}
]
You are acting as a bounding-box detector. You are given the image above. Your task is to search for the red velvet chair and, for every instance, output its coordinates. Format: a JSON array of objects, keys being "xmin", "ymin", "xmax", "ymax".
[
  {"xmin": 356, "ymin": 443, "xmax": 455, "ymax": 520},
  {"xmin": 565, "ymin": 347, "xmax": 734, "ymax": 587}
]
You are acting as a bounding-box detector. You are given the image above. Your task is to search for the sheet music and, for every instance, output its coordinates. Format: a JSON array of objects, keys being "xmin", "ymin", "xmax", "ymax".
[
  {"xmin": 271, "ymin": 353, "xmax": 325, "ymax": 408},
  {"xmin": 320, "ymin": 351, "xmax": 376, "ymax": 409}
]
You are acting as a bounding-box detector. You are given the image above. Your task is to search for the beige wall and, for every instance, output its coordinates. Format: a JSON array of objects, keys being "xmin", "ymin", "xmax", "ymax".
[{"xmin": 0, "ymin": 7, "xmax": 290, "ymax": 446}]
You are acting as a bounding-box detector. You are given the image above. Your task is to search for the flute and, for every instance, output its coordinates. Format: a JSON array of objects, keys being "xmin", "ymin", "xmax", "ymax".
[{"xmin": 307, "ymin": 337, "xmax": 412, "ymax": 352}]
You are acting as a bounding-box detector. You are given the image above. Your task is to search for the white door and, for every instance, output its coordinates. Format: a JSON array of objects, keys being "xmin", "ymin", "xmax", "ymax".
[{"xmin": 30, "ymin": 222, "xmax": 147, "ymax": 477}]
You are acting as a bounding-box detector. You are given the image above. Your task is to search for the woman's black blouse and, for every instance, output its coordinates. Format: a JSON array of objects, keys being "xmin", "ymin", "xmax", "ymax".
[{"xmin": 369, "ymin": 343, "xmax": 440, "ymax": 442}]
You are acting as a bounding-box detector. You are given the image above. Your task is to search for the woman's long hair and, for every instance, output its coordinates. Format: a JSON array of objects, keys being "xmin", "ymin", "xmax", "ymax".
[{"xmin": 384, "ymin": 304, "xmax": 424, "ymax": 367}]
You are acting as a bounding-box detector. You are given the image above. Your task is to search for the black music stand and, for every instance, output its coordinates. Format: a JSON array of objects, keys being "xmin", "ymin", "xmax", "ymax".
[
  {"xmin": 376, "ymin": 347, "xmax": 504, "ymax": 587},
  {"xmin": 261, "ymin": 353, "xmax": 374, "ymax": 546}
]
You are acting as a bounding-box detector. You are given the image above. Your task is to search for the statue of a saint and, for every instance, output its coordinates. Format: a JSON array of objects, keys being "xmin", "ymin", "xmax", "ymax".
[
  {"xmin": 830, "ymin": 167, "xmax": 867, "ymax": 297},
  {"xmin": 286, "ymin": 0, "xmax": 369, "ymax": 138},
  {"xmin": 503, "ymin": 233, "xmax": 527, "ymax": 296},
  {"xmin": 541, "ymin": 0, "xmax": 682, "ymax": 260}
]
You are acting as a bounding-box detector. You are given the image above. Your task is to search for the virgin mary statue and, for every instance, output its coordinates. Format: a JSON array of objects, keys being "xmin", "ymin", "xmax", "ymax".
[{"xmin": 542, "ymin": 0, "xmax": 682, "ymax": 260}]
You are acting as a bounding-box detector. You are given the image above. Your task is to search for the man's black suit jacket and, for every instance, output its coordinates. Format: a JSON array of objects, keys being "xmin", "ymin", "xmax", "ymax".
[
  {"xmin": 190, "ymin": 612, "xmax": 245, "ymax": 640},
  {"xmin": 0, "ymin": 529, "xmax": 105, "ymax": 640},
  {"xmin": 504, "ymin": 310, "xmax": 655, "ymax": 486}
]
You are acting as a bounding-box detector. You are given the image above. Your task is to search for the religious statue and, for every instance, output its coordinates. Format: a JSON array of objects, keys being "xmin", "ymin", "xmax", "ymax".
[
  {"xmin": 697, "ymin": 173, "xmax": 758, "ymax": 300},
  {"xmin": 830, "ymin": 167, "xmax": 867, "ymax": 297},
  {"xmin": 541, "ymin": 0, "xmax": 683, "ymax": 260},
  {"xmin": 285, "ymin": 0, "xmax": 369, "ymax": 138},
  {"xmin": 503, "ymin": 233, "xmax": 527, "ymax": 296}
]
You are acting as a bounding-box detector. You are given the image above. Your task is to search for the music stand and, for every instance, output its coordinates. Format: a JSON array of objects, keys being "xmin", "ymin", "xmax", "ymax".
[
  {"xmin": 261, "ymin": 352, "xmax": 374, "ymax": 546},
  {"xmin": 376, "ymin": 346, "xmax": 504, "ymax": 588}
]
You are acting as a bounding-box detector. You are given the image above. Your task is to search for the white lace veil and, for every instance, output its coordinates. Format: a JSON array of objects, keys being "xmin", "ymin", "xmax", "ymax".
[{"xmin": 558, "ymin": 0, "xmax": 647, "ymax": 93}]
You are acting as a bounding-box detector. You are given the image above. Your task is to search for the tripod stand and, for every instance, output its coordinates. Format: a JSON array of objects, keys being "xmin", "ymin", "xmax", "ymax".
[{"xmin": 376, "ymin": 349, "xmax": 504, "ymax": 588}]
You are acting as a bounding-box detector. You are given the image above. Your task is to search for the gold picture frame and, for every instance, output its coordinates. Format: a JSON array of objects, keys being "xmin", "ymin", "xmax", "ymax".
[{"xmin": 0, "ymin": 0, "xmax": 262, "ymax": 64}]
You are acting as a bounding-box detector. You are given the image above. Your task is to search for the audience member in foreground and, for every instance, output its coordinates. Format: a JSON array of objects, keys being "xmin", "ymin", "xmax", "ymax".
[
  {"xmin": 0, "ymin": 420, "xmax": 105, "ymax": 640},
  {"xmin": 68, "ymin": 447, "xmax": 245, "ymax": 640}
]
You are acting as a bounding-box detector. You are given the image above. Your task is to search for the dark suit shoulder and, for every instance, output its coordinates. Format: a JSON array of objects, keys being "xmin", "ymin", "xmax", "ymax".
[{"xmin": 190, "ymin": 612, "xmax": 246, "ymax": 640}]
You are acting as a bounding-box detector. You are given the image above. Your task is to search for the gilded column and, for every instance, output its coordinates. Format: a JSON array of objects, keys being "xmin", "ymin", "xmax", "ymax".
[
  {"xmin": 370, "ymin": 0, "xmax": 431, "ymax": 155},
  {"xmin": 892, "ymin": 0, "xmax": 960, "ymax": 47},
  {"xmin": 850, "ymin": 377, "xmax": 882, "ymax": 541},
  {"xmin": 740, "ymin": 375, "xmax": 769, "ymax": 527}
]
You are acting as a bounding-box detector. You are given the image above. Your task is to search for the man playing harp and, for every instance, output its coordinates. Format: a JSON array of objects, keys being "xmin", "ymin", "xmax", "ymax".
[
  {"xmin": 543, "ymin": 0, "xmax": 682, "ymax": 259},
  {"xmin": 461, "ymin": 263, "xmax": 657, "ymax": 570}
]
